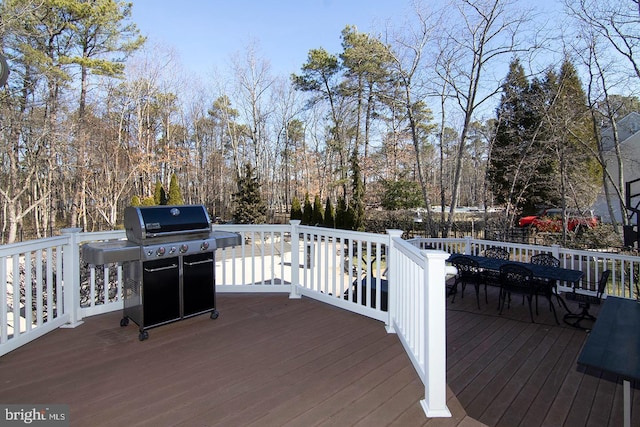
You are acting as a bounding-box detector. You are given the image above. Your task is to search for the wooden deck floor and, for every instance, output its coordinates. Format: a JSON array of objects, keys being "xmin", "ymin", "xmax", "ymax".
[
  {"xmin": 0, "ymin": 289, "xmax": 637, "ymax": 426},
  {"xmin": 447, "ymin": 283, "xmax": 639, "ymax": 427}
]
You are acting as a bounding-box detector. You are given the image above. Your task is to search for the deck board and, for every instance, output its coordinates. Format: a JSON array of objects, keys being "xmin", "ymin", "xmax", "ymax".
[
  {"xmin": 447, "ymin": 284, "xmax": 639, "ymax": 427},
  {"xmin": 0, "ymin": 289, "xmax": 638, "ymax": 426}
]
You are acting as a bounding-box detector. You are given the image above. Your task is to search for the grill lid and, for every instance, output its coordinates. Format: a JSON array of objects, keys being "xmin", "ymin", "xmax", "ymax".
[{"xmin": 125, "ymin": 205, "xmax": 212, "ymax": 243}]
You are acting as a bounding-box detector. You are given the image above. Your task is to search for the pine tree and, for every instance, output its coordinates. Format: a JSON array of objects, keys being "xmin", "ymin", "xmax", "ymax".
[
  {"xmin": 312, "ymin": 194, "xmax": 324, "ymax": 225},
  {"xmin": 302, "ymin": 193, "xmax": 313, "ymax": 225},
  {"xmin": 141, "ymin": 197, "xmax": 155, "ymax": 206},
  {"xmin": 349, "ymin": 149, "xmax": 365, "ymax": 231},
  {"xmin": 488, "ymin": 58, "xmax": 552, "ymax": 217},
  {"xmin": 323, "ymin": 197, "xmax": 335, "ymax": 228},
  {"xmin": 489, "ymin": 59, "xmax": 533, "ymax": 210},
  {"xmin": 381, "ymin": 179, "xmax": 424, "ymax": 210},
  {"xmin": 489, "ymin": 58, "xmax": 600, "ymax": 229},
  {"xmin": 543, "ymin": 60, "xmax": 600, "ymax": 222},
  {"xmin": 232, "ymin": 163, "xmax": 267, "ymax": 224},
  {"xmin": 153, "ymin": 181, "xmax": 164, "ymax": 205},
  {"xmin": 290, "ymin": 196, "xmax": 303, "ymax": 221},
  {"xmin": 335, "ymin": 197, "xmax": 348, "ymax": 229},
  {"xmin": 166, "ymin": 173, "xmax": 183, "ymax": 205}
]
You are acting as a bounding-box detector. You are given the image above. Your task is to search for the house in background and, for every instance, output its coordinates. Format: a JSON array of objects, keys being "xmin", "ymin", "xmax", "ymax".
[{"xmin": 592, "ymin": 111, "xmax": 640, "ymax": 224}]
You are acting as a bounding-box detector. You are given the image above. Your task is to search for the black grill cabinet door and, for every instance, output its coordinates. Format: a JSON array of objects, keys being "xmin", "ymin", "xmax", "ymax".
[
  {"xmin": 183, "ymin": 252, "xmax": 215, "ymax": 317},
  {"xmin": 142, "ymin": 259, "xmax": 180, "ymax": 327}
]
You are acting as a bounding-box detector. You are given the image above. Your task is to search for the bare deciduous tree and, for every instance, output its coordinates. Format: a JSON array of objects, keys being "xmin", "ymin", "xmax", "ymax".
[{"xmin": 436, "ymin": 0, "xmax": 537, "ymax": 236}]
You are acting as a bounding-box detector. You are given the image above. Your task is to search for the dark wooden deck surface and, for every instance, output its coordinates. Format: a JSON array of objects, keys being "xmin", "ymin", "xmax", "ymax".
[
  {"xmin": 447, "ymin": 282, "xmax": 639, "ymax": 426},
  {"xmin": 0, "ymin": 287, "xmax": 637, "ymax": 426}
]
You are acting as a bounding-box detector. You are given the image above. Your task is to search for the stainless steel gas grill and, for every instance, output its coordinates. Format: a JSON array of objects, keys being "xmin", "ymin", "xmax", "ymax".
[{"xmin": 82, "ymin": 205, "xmax": 241, "ymax": 341}]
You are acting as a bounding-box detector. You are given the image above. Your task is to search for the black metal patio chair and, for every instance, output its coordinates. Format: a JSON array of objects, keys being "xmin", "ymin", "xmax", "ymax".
[
  {"xmin": 499, "ymin": 263, "xmax": 536, "ymax": 322},
  {"xmin": 481, "ymin": 246, "xmax": 510, "ymax": 305},
  {"xmin": 449, "ymin": 256, "xmax": 484, "ymax": 308},
  {"xmin": 530, "ymin": 253, "xmax": 562, "ymax": 324},
  {"xmin": 563, "ymin": 270, "xmax": 611, "ymax": 331}
]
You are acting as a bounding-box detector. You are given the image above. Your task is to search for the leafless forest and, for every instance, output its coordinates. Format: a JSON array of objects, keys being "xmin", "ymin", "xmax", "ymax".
[{"xmin": 0, "ymin": 0, "xmax": 638, "ymax": 243}]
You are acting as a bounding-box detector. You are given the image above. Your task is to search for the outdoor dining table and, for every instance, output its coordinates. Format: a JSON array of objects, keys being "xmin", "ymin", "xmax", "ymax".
[
  {"xmin": 447, "ymin": 253, "xmax": 584, "ymax": 321},
  {"xmin": 447, "ymin": 253, "xmax": 584, "ymax": 284},
  {"xmin": 577, "ymin": 296, "xmax": 640, "ymax": 427}
]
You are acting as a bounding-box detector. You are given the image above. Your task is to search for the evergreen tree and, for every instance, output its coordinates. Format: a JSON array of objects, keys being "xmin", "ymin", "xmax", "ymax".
[
  {"xmin": 166, "ymin": 173, "xmax": 183, "ymax": 205},
  {"xmin": 345, "ymin": 205, "xmax": 355, "ymax": 231},
  {"xmin": 542, "ymin": 60, "xmax": 600, "ymax": 224},
  {"xmin": 141, "ymin": 197, "xmax": 155, "ymax": 206},
  {"xmin": 131, "ymin": 195, "xmax": 141, "ymax": 206},
  {"xmin": 302, "ymin": 193, "xmax": 313, "ymax": 225},
  {"xmin": 323, "ymin": 197, "xmax": 335, "ymax": 228},
  {"xmin": 489, "ymin": 58, "xmax": 600, "ymax": 227},
  {"xmin": 290, "ymin": 196, "xmax": 303, "ymax": 221},
  {"xmin": 312, "ymin": 194, "xmax": 324, "ymax": 225},
  {"xmin": 232, "ymin": 163, "xmax": 267, "ymax": 224},
  {"xmin": 489, "ymin": 58, "xmax": 541, "ymax": 215},
  {"xmin": 349, "ymin": 149, "xmax": 365, "ymax": 231},
  {"xmin": 380, "ymin": 180, "xmax": 425, "ymax": 210},
  {"xmin": 335, "ymin": 197, "xmax": 348, "ymax": 230},
  {"xmin": 153, "ymin": 181, "xmax": 164, "ymax": 205}
]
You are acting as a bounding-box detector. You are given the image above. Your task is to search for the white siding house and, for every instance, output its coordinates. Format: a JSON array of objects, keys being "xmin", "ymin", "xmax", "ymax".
[{"xmin": 593, "ymin": 112, "xmax": 640, "ymax": 223}]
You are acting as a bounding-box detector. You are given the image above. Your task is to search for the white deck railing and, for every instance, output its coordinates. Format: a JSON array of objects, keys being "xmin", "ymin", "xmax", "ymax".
[
  {"xmin": 3, "ymin": 224, "xmax": 640, "ymax": 418},
  {"xmin": 410, "ymin": 236, "xmax": 640, "ymax": 297},
  {"xmin": 386, "ymin": 234, "xmax": 454, "ymax": 417}
]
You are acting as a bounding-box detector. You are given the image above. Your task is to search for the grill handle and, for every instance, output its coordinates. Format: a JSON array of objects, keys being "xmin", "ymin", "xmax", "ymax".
[
  {"xmin": 184, "ymin": 259, "xmax": 214, "ymax": 266},
  {"xmin": 144, "ymin": 264, "xmax": 178, "ymax": 273},
  {"xmin": 144, "ymin": 228, "xmax": 210, "ymax": 239}
]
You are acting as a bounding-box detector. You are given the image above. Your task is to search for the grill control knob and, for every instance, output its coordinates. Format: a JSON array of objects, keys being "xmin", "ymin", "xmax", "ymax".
[
  {"xmin": 169, "ymin": 246, "xmax": 177, "ymax": 255},
  {"xmin": 201, "ymin": 241, "xmax": 210, "ymax": 251},
  {"xmin": 179, "ymin": 244, "xmax": 189, "ymax": 253},
  {"xmin": 156, "ymin": 246, "xmax": 166, "ymax": 256}
]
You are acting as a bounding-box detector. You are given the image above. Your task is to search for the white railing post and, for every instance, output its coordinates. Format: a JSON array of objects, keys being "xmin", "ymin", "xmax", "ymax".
[
  {"xmin": 463, "ymin": 235, "xmax": 473, "ymax": 254},
  {"xmin": 289, "ymin": 220, "xmax": 301, "ymax": 299},
  {"xmin": 60, "ymin": 228, "xmax": 84, "ymax": 328},
  {"xmin": 420, "ymin": 249, "xmax": 452, "ymax": 418},
  {"xmin": 385, "ymin": 229, "xmax": 403, "ymax": 333}
]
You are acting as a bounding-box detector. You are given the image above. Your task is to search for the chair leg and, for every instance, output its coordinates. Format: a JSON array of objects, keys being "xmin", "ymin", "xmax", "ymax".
[
  {"xmin": 547, "ymin": 295, "xmax": 559, "ymax": 324},
  {"xmin": 526, "ymin": 294, "xmax": 535, "ymax": 323},
  {"xmin": 449, "ymin": 278, "xmax": 460, "ymax": 302},
  {"xmin": 498, "ymin": 289, "xmax": 505, "ymax": 314},
  {"xmin": 563, "ymin": 303, "xmax": 596, "ymax": 330},
  {"xmin": 555, "ymin": 293, "xmax": 570, "ymax": 313},
  {"xmin": 538, "ymin": 292, "xmax": 559, "ymax": 324}
]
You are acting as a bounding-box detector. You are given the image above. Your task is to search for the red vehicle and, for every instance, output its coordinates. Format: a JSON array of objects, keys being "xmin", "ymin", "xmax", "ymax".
[{"xmin": 518, "ymin": 208, "xmax": 598, "ymax": 232}]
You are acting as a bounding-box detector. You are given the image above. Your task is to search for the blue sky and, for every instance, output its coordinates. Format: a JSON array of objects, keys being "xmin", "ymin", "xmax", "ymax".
[{"xmin": 130, "ymin": 0, "xmax": 414, "ymax": 77}]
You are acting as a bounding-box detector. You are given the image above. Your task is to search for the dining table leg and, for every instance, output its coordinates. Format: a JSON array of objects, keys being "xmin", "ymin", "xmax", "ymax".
[
  {"xmin": 624, "ymin": 379, "xmax": 630, "ymax": 427},
  {"xmin": 553, "ymin": 287, "xmax": 571, "ymax": 313}
]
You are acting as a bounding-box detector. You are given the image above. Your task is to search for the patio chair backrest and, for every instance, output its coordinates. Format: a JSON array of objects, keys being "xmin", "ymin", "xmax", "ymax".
[
  {"xmin": 452, "ymin": 256, "xmax": 480, "ymax": 279},
  {"xmin": 483, "ymin": 246, "xmax": 510, "ymax": 260},
  {"xmin": 531, "ymin": 253, "xmax": 560, "ymax": 268},
  {"xmin": 499, "ymin": 263, "xmax": 533, "ymax": 293},
  {"xmin": 596, "ymin": 270, "xmax": 611, "ymax": 299}
]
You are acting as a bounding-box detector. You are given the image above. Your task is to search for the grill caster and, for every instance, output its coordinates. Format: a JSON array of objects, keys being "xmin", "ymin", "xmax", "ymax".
[
  {"xmin": 210, "ymin": 310, "xmax": 219, "ymax": 320},
  {"xmin": 139, "ymin": 330, "xmax": 149, "ymax": 341},
  {"xmin": 120, "ymin": 317, "xmax": 129, "ymax": 327}
]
